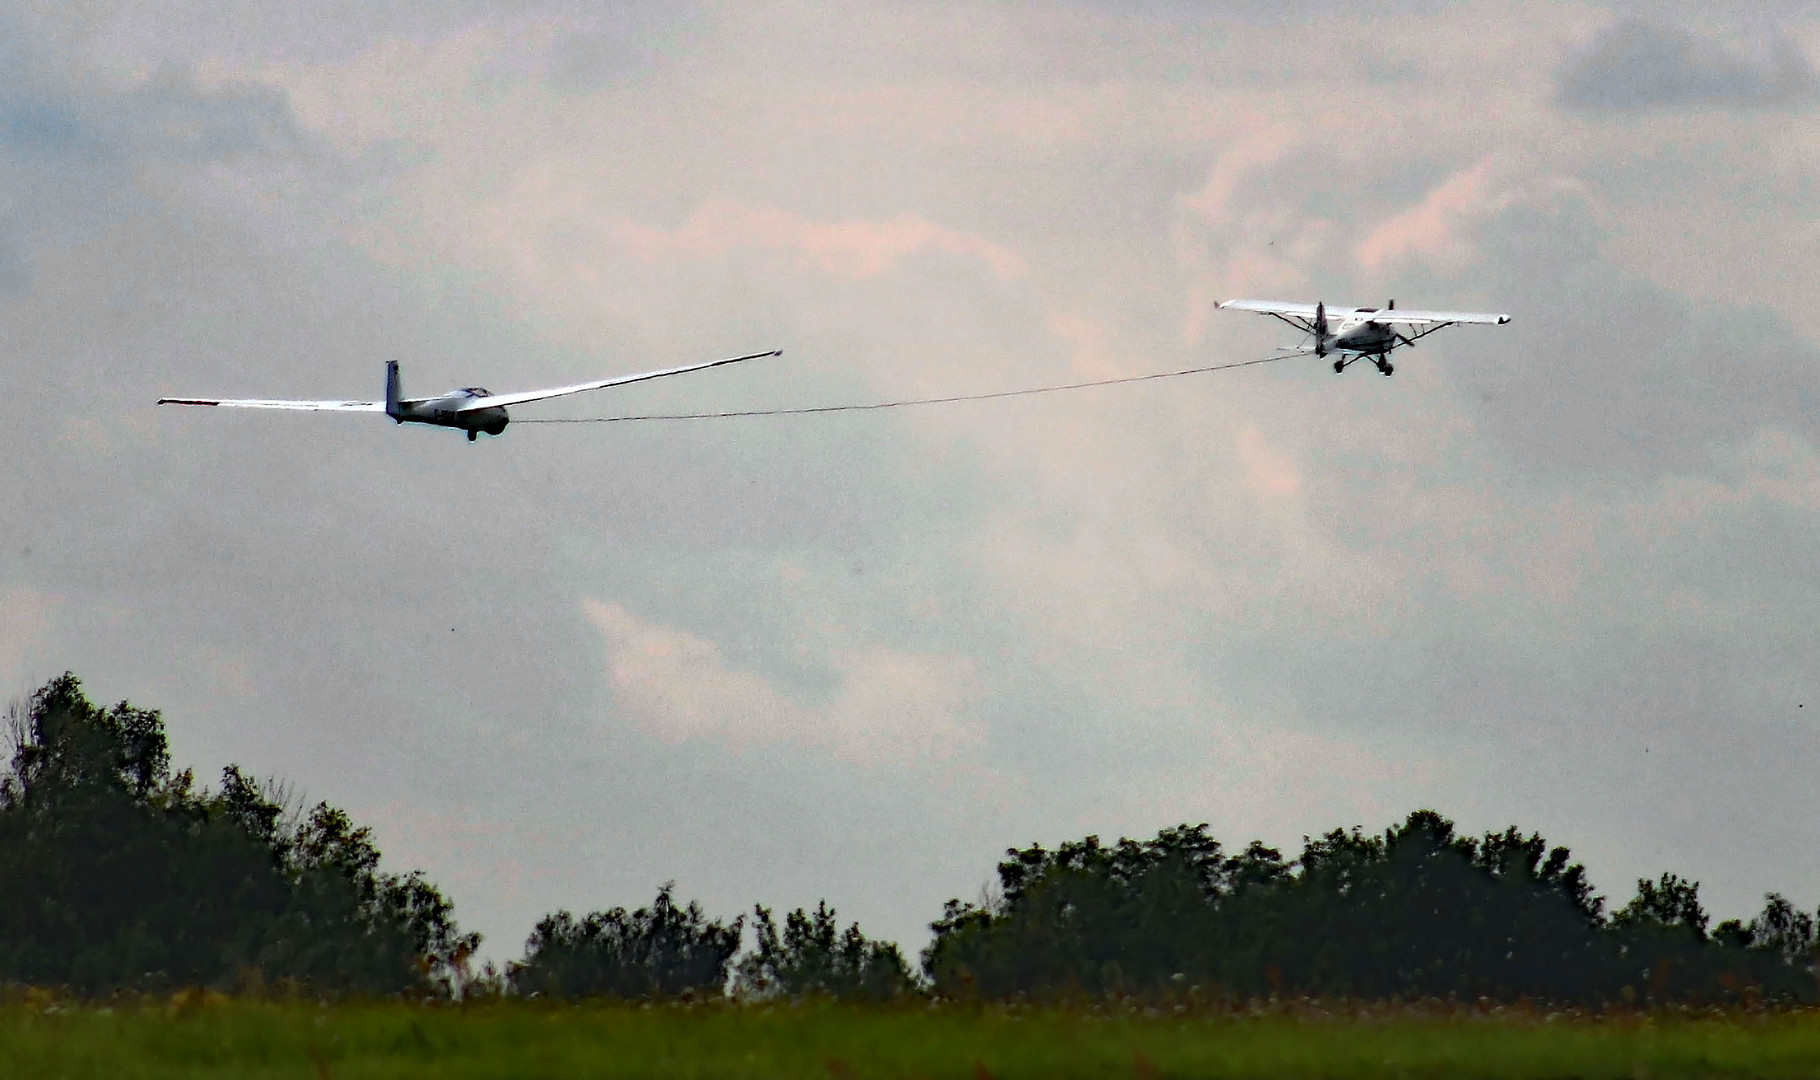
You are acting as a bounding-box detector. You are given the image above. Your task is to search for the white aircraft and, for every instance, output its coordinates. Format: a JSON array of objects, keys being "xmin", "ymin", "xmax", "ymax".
[
  {"xmin": 1218, "ymin": 299, "xmax": 1509, "ymax": 375},
  {"xmin": 159, "ymin": 350, "xmax": 782, "ymax": 440}
]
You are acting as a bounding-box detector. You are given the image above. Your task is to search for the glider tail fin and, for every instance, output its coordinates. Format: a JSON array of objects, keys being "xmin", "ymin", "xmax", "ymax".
[
  {"xmin": 385, "ymin": 361, "xmax": 403, "ymax": 420},
  {"xmin": 1313, "ymin": 301, "xmax": 1327, "ymax": 357}
]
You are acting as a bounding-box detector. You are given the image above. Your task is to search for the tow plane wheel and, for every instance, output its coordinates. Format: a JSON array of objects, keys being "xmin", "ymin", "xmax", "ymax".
[
  {"xmin": 1333, "ymin": 359, "xmax": 1345, "ymax": 374},
  {"xmin": 1378, "ymin": 360, "xmax": 1394, "ymax": 376}
]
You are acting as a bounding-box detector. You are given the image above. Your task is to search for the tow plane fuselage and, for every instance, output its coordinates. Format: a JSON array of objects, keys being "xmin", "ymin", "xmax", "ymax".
[{"xmin": 1325, "ymin": 310, "xmax": 1400, "ymax": 358}]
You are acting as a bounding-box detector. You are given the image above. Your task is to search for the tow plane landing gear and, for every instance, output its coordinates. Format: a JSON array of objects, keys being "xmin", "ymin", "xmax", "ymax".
[{"xmin": 1332, "ymin": 355, "xmax": 1395, "ymax": 376}]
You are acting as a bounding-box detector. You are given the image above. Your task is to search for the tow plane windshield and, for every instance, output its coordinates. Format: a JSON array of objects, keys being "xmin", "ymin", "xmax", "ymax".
[
  {"xmin": 1217, "ymin": 299, "xmax": 1508, "ymax": 375},
  {"xmin": 159, "ymin": 350, "xmax": 782, "ymax": 440}
]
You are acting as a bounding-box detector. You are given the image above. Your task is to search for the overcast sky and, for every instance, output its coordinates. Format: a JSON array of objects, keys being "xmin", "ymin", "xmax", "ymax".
[{"xmin": 6, "ymin": 0, "xmax": 1820, "ymax": 958}]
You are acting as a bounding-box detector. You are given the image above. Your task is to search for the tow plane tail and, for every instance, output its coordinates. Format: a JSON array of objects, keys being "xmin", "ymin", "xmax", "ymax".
[{"xmin": 385, "ymin": 361, "xmax": 403, "ymax": 421}]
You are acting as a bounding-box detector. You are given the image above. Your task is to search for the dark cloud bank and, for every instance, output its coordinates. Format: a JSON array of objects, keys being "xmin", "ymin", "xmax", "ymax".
[{"xmin": 1559, "ymin": 19, "xmax": 1818, "ymax": 110}]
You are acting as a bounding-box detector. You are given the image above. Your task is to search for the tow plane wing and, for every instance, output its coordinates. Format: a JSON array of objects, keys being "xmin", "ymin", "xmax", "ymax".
[{"xmin": 1216, "ymin": 300, "xmax": 1509, "ymax": 326}]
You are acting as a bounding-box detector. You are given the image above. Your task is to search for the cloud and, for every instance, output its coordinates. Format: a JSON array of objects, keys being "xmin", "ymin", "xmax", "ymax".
[
  {"xmin": 1355, "ymin": 159, "xmax": 1509, "ymax": 273},
  {"xmin": 0, "ymin": 24, "xmax": 299, "ymax": 293},
  {"xmin": 125, "ymin": 67, "xmax": 298, "ymax": 161},
  {"xmin": 534, "ymin": 5, "xmax": 702, "ymax": 93},
  {"xmin": 1176, "ymin": 127, "xmax": 1338, "ymax": 339},
  {"xmin": 1451, "ymin": 193, "xmax": 1820, "ymax": 479},
  {"xmin": 583, "ymin": 599, "xmax": 981, "ymax": 765},
  {"xmin": 1558, "ymin": 19, "xmax": 1817, "ymax": 110},
  {"xmin": 0, "ymin": 588, "xmax": 60, "ymax": 689},
  {"xmin": 611, "ymin": 198, "xmax": 1027, "ymax": 282},
  {"xmin": 1234, "ymin": 426, "xmax": 1301, "ymax": 499},
  {"xmin": 1354, "ymin": 157, "xmax": 1584, "ymax": 273},
  {"xmin": 1177, "ymin": 126, "xmax": 1296, "ymax": 231},
  {"xmin": 0, "ymin": 38, "xmax": 296, "ymax": 165},
  {"xmin": 1121, "ymin": 721, "xmax": 1443, "ymax": 846}
]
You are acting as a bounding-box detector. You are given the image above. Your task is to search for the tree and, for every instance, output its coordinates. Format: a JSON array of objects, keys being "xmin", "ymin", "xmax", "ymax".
[
  {"xmin": 1614, "ymin": 874, "xmax": 1709, "ymax": 940},
  {"xmin": 0, "ymin": 673, "xmax": 476, "ymax": 996},
  {"xmin": 1747, "ymin": 893, "xmax": 1817, "ymax": 966},
  {"xmin": 736, "ymin": 901, "xmax": 914, "ymax": 1001},
  {"xmin": 511, "ymin": 884, "xmax": 742, "ymax": 999},
  {"xmin": 923, "ymin": 825, "xmax": 1241, "ymax": 998}
]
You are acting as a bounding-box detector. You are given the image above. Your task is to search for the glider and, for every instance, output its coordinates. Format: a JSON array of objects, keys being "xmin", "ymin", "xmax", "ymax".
[
  {"xmin": 1218, "ymin": 299, "xmax": 1508, "ymax": 375},
  {"xmin": 159, "ymin": 350, "xmax": 782, "ymax": 440}
]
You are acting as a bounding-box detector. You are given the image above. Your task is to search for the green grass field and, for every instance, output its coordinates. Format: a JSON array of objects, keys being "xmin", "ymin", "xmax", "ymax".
[{"xmin": 7, "ymin": 997, "xmax": 1820, "ymax": 1079}]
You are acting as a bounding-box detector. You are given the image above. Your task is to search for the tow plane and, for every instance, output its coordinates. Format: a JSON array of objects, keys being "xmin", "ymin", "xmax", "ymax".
[
  {"xmin": 159, "ymin": 350, "xmax": 781, "ymax": 440},
  {"xmin": 1218, "ymin": 299, "xmax": 1508, "ymax": 375}
]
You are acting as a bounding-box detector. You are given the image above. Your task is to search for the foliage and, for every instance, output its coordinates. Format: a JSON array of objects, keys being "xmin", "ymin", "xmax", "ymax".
[
  {"xmin": 736, "ymin": 901, "xmax": 915, "ymax": 1001},
  {"xmin": 924, "ymin": 809, "xmax": 1820, "ymax": 1004},
  {"xmin": 509, "ymin": 884, "xmax": 742, "ymax": 999},
  {"xmin": 1747, "ymin": 894, "xmax": 1818, "ymax": 965},
  {"xmin": 0, "ymin": 673, "xmax": 476, "ymax": 996}
]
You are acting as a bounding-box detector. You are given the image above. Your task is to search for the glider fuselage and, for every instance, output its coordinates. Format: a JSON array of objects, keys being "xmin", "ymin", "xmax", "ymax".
[
  {"xmin": 383, "ymin": 359, "xmax": 508, "ymax": 439},
  {"xmin": 389, "ymin": 390, "xmax": 510, "ymax": 438}
]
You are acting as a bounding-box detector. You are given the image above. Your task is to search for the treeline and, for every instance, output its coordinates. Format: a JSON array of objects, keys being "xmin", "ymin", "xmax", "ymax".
[
  {"xmin": 4, "ymin": 674, "xmax": 1817, "ymax": 1004},
  {"xmin": 924, "ymin": 820, "xmax": 1818, "ymax": 1003},
  {"xmin": 0, "ymin": 674, "xmax": 911, "ymax": 1000}
]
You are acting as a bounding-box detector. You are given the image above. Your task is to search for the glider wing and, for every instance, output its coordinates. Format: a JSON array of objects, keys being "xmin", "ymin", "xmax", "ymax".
[
  {"xmin": 157, "ymin": 397, "xmax": 385, "ymax": 411},
  {"xmin": 455, "ymin": 349, "xmax": 782, "ymax": 413}
]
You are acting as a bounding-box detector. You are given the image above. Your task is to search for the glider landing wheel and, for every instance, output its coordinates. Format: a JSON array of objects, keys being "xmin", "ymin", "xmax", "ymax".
[{"xmin": 467, "ymin": 430, "xmax": 478, "ymax": 442}]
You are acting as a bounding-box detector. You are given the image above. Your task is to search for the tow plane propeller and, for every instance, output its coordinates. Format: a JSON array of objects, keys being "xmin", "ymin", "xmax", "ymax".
[
  {"xmin": 159, "ymin": 350, "xmax": 782, "ymax": 441},
  {"xmin": 1217, "ymin": 299, "xmax": 1508, "ymax": 375}
]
